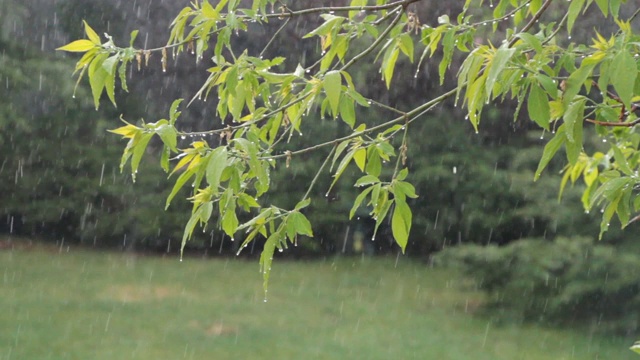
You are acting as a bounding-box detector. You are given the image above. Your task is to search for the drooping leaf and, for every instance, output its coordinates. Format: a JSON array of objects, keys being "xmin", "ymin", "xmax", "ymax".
[
  {"xmin": 350, "ymin": 186, "xmax": 374, "ymax": 219},
  {"xmin": 611, "ymin": 50, "xmax": 637, "ymax": 109},
  {"xmin": 485, "ymin": 46, "xmax": 516, "ymax": 98},
  {"xmin": 354, "ymin": 148, "xmax": 366, "ymax": 172},
  {"xmin": 535, "ymin": 126, "xmax": 566, "ymax": 180},
  {"xmin": 527, "ymin": 83, "xmax": 551, "ymax": 130},
  {"xmin": 324, "ymin": 70, "xmax": 342, "ymax": 117},
  {"xmin": 567, "ymin": 0, "xmax": 586, "ymax": 34},
  {"xmin": 289, "ymin": 212, "xmax": 313, "ymax": 237},
  {"xmin": 391, "ymin": 200, "xmax": 411, "ymax": 253},
  {"xmin": 206, "ymin": 147, "xmax": 228, "ymax": 193}
]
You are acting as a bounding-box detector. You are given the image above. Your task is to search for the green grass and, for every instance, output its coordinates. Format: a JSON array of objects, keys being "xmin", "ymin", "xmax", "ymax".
[{"xmin": 0, "ymin": 243, "xmax": 635, "ymax": 359}]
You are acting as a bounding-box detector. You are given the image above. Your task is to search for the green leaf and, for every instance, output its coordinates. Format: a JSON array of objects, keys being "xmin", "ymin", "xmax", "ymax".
[
  {"xmin": 535, "ymin": 126, "xmax": 566, "ymax": 180},
  {"xmin": 206, "ymin": 147, "xmax": 227, "ymax": 193},
  {"xmin": 100, "ymin": 53, "xmax": 116, "ymax": 99},
  {"xmin": 294, "ymin": 198, "xmax": 311, "ymax": 211},
  {"xmin": 438, "ymin": 29, "xmax": 456, "ymax": 85},
  {"xmin": 398, "ymin": 33, "xmax": 414, "ymax": 62},
  {"xmin": 612, "ymin": 145, "xmax": 633, "ymax": 176},
  {"xmin": 289, "ymin": 212, "xmax": 313, "ymax": 237},
  {"xmin": 383, "ymin": 47, "xmax": 400, "ymax": 89},
  {"xmin": 329, "ymin": 147, "xmax": 356, "ymax": 192},
  {"xmin": 516, "ymin": 33, "xmax": 542, "ymax": 53},
  {"xmin": 366, "ymin": 147, "xmax": 382, "ymax": 177},
  {"xmin": 222, "ymin": 206, "xmax": 239, "ymax": 237},
  {"xmin": 129, "ymin": 30, "xmax": 139, "ymax": 47},
  {"xmin": 355, "ymin": 175, "xmax": 379, "ymax": 187},
  {"xmin": 56, "ymin": 39, "xmax": 96, "ymax": 52},
  {"xmin": 260, "ymin": 230, "xmax": 280, "ymax": 296},
  {"xmin": 130, "ymin": 133, "xmax": 153, "ymax": 182},
  {"xmin": 303, "ymin": 15, "xmax": 345, "ymax": 39},
  {"xmin": 156, "ymin": 124, "xmax": 178, "ymax": 152},
  {"xmin": 339, "ymin": 96, "xmax": 356, "ymax": 128},
  {"xmin": 331, "ymin": 140, "xmax": 351, "ymax": 172},
  {"xmin": 88, "ymin": 54, "xmax": 109, "ymax": 109},
  {"xmin": 166, "ymin": 168, "xmax": 196, "ymax": 209},
  {"xmin": 527, "ymin": 83, "xmax": 551, "ymax": 130},
  {"xmin": 394, "ymin": 181, "xmax": 418, "ymax": 198},
  {"xmin": 611, "ymin": 50, "xmax": 637, "ymax": 109},
  {"xmin": 391, "ymin": 200, "xmax": 411, "ymax": 253},
  {"xmin": 324, "ymin": 70, "xmax": 342, "ymax": 117},
  {"xmin": 237, "ymin": 193, "xmax": 260, "ymax": 210},
  {"xmin": 563, "ymin": 97, "xmax": 585, "ymax": 144},
  {"xmin": 350, "ymin": 186, "xmax": 374, "ymax": 219},
  {"xmin": 594, "ymin": 0, "xmax": 608, "ymax": 17},
  {"xmin": 202, "ymin": 0, "xmax": 219, "ymax": 19},
  {"xmin": 591, "ymin": 177, "xmax": 633, "ymax": 205},
  {"xmin": 563, "ymin": 62, "xmax": 596, "ymax": 108},
  {"xmin": 485, "ymin": 46, "xmax": 516, "ymax": 97},
  {"xmin": 161, "ymin": 146, "xmax": 170, "ymax": 172},
  {"xmin": 567, "ymin": 0, "xmax": 586, "ymax": 34},
  {"xmin": 396, "ymin": 168, "xmax": 409, "ymax": 181},
  {"xmin": 169, "ymin": 99, "xmax": 184, "ymax": 124},
  {"xmin": 349, "ymin": 0, "xmax": 367, "ymax": 19},
  {"xmin": 181, "ymin": 207, "xmax": 202, "ymax": 259}
]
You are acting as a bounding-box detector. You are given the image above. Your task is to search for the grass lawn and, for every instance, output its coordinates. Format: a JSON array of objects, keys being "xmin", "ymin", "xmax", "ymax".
[{"xmin": 0, "ymin": 242, "xmax": 635, "ymax": 359}]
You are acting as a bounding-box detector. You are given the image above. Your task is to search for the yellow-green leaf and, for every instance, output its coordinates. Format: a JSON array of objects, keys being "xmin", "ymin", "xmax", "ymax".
[
  {"xmin": 109, "ymin": 124, "xmax": 139, "ymax": 138},
  {"xmin": 83, "ymin": 21, "xmax": 101, "ymax": 45},
  {"xmin": 56, "ymin": 39, "xmax": 96, "ymax": 52},
  {"xmin": 354, "ymin": 148, "xmax": 366, "ymax": 172}
]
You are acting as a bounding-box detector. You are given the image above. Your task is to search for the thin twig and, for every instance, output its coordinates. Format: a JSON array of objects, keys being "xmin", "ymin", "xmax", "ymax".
[
  {"xmin": 264, "ymin": 88, "xmax": 457, "ymax": 160},
  {"xmin": 301, "ymin": 145, "xmax": 336, "ymax": 202},
  {"xmin": 586, "ymin": 118, "xmax": 640, "ymax": 127},
  {"xmin": 267, "ymin": 0, "xmax": 422, "ymax": 19},
  {"xmin": 259, "ymin": 17, "xmax": 291, "ymax": 59},
  {"xmin": 508, "ymin": 0, "xmax": 554, "ymax": 47},
  {"xmin": 341, "ymin": 6, "xmax": 405, "ymax": 72}
]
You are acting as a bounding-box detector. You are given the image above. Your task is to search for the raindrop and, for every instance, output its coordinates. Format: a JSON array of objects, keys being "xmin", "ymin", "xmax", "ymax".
[
  {"xmin": 180, "ymin": 135, "xmax": 186, "ymax": 140},
  {"xmin": 602, "ymin": 139, "xmax": 607, "ymax": 143},
  {"xmin": 452, "ymin": 166, "xmax": 457, "ymax": 174},
  {"xmin": 278, "ymin": 248, "xmax": 283, "ymax": 252}
]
